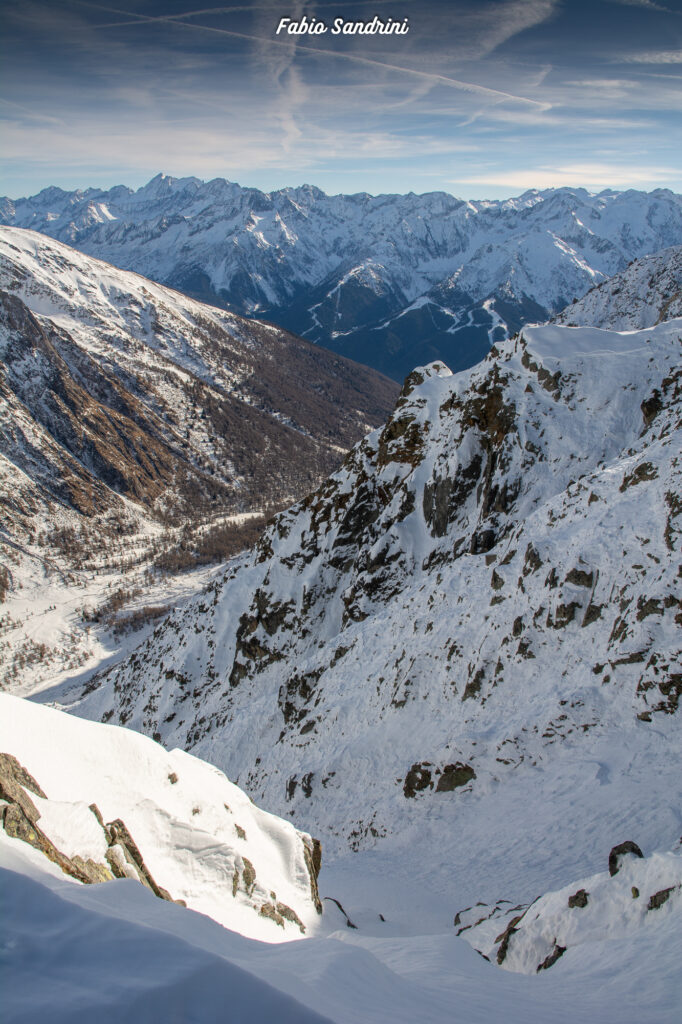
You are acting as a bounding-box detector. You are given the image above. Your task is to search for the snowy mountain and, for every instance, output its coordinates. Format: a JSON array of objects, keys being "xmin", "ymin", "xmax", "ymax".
[
  {"xmin": 54, "ymin": 310, "xmax": 682, "ymax": 905},
  {"xmin": 554, "ymin": 244, "xmax": 682, "ymax": 329},
  {"xmin": 3, "ymin": 176, "xmax": 682, "ymax": 380},
  {"xmin": 0, "ymin": 694, "xmax": 322, "ymax": 940}
]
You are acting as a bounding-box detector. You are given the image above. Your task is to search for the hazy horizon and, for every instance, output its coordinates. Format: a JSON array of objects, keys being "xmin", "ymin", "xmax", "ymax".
[{"xmin": 4, "ymin": 168, "xmax": 682, "ymax": 205}]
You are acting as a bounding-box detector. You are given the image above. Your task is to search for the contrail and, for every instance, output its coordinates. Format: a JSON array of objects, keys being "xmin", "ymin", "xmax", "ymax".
[{"xmin": 71, "ymin": 0, "xmax": 551, "ymax": 112}]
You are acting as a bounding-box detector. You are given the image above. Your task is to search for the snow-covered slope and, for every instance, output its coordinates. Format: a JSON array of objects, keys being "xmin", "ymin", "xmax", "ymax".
[
  {"xmin": 56, "ymin": 316, "xmax": 682, "ymax": 904},
  {"xmin": 3, "ymin": 176, "xmax": 681, "ymax": 379},
  {"xmin": 554, "ymin": 244, "xmax": 682, "ymax": 329},
  {"xmin": 0, "ymin": 693, "xmax": 322, "ymax": 940}
]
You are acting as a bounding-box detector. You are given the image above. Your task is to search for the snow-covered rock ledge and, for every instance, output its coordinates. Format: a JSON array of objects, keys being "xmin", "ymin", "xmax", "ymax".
[{"xmin": 0, "ymin": 694, "xmax": 322, "ymax": 941}]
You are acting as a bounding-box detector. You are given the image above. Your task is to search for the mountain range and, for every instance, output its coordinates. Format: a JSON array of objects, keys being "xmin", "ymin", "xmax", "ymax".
[{"xmin": 3, "ymin": 175, "xmax": 682, "ymax": 380}]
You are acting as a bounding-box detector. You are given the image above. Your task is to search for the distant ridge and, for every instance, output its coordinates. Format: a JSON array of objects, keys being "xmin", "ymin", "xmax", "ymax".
[{"xmin": 3, "ymin": 175, "xmax": 682, "ymax": 379}]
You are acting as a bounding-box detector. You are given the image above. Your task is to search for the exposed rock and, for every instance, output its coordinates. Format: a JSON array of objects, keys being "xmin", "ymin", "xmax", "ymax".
[
  {"xmin": 70, "ymin": 856, "xmax": 114, "ymax": 884},
  {"xmin": 2, "ymin": 802, "xmax": 100, "ymax": 885},
  {"xmin": 276, "ymin": 901, "xmax": 306, "ymax": 934},
  {"xmin": 537, "ymin": 943, "xmax": 566, "ymax": 972},
  {"xmin": 106, "ymin": 818, "xmax": 171, "ymax": 900},
  {"xmin": 496, "ymin": 915, "xmax": 523, "ymax": 965},
  {"xmin": 302, "ymin": 836, "xmax": 323, "ymax": 914},
  {"xmin": 609, "ymin": 841, "xmax": 644, "ymax": 876},
  {"xmin": 565, "ymin": 568, "xmax": 594, "ymax": 588},
  {"xmin": 0, "ymin": 753, "xmax": 46, "ymax": 799},
  {"xmin": 567, "ymin": 888, "xmax": 589, "ymax": 909},
  {"xmin": 242, "ymin": 856, "xmax": 257, "ymax": 896},
  {"xmin": 403, "ymin": 762, "xmax": 433, "ymax": 798},
  {"xmin": 323, "ymin": 896, "xmax": 358, "ymax": 929},
  {"xmin": 491, "ymin": 570, "xmax": 505, "ymax": 591},
  {"xmin": 0, "ymin": 752, "xmax": 43, "ymax": 823},
  {"xmin": 259, "ymin": 902, "xmax": 285, "ymax": 928},
  {"xmin": 647, "ymin": 886, "xmax": 678, "ymax": 911},
  {"xmin": 435, "ymin": 763, "xmax": 476, "ymax": 792},
  {"xmin": 641, "ymin": 389, "xmax": 663, "ymax": 427}
]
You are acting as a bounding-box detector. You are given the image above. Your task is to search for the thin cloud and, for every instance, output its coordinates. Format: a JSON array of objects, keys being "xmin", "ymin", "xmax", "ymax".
[
  {"xmin": 604, "ymin": 0, "xmax": 679, "ymax": 11},
  {"xmin": 619, "ymin": 49, "xmax": 682, "ymax": 63}
]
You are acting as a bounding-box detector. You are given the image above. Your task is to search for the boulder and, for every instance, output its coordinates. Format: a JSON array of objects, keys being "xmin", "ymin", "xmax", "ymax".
[{"xmin": 608, "ymin": 841, "xmax": 644, "ymax": 876}]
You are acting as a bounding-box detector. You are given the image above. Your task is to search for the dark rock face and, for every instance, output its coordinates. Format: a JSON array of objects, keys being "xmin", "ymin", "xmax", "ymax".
[
  {"xmin": 496, "ymin": 915, "xmax": 524, "ymax": 965},
  {"xmin": 435, "ymin": 763, "xmax": 476, "ymax": 792},
  {"xmin": 568, "ymin": 888, "xmax": 589, "ymax": 909},
  {"xmin": 0, "ymin": 752, "xmax": 43, "ymax": 823},
  {"xmin": 403, "ymin": 763, "xmax": 433, "ymax": 798},
  {"xmin": 302, "ymin": 836, "xmax": 323, "ymax": 914},
  {"xmin": 537, "ymin": 943, "xmax": 567, "ymax": 972},
  {"xmin": 105, "ymin": 818, "xmax": 174, "ymax": 901},
  {"xmin": 609, "ymin": 841, "xmax": 644, "ymax": 876},
  {"xmin": 0, "ymin": 753, "xmax": 46, "ymax": 799},
  {"xmin": 1, "ymin": 795, "xmax": 111, "ymax": 886},
  {"xmin": 647, "ymin": 886, "xmax": 678, "ymax": 911}
]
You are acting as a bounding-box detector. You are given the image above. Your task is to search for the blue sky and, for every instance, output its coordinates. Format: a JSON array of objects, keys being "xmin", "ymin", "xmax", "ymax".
[{"xmin": 1, "ymin": 0, "xmax": 681, "ymax": 199}]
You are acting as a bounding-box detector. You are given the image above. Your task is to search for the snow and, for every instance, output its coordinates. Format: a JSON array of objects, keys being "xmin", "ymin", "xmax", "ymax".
[
  {"xmin": 456, "ymin": 842, "xmax": 682, "ymax": 976},
  {"xmin": 522, "ymin": 320, "xmax": 660, "ymax": 355},
  {"xmin": 1, "ymin": 857, "xmax": 330, "ymax": 1024},
  {"xmin": 28, "ymin": 311, "xmax": 676, "ymax": 989}
]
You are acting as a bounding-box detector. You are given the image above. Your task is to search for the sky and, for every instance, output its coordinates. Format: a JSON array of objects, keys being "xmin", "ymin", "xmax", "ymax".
[{"xmin": 1, "ymin": 0, "xmax": 681, "ymax": 200}]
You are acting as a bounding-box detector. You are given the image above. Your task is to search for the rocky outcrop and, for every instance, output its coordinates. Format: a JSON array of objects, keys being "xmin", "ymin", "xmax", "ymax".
[
  {"xmin": 456, "ymin": 841, "xmax": 682, "ymax": 975},
  {"xmin": 609, "ymin": 841, "xmax": 644, "ymax": 877},
  {"xmin": 0, "ymin": 753, "xmax": 113, "ymax": 885},
  {"xmin": 567, "ymin": 889, "xmax": 589, "ymax": 909},
  {"xmin": 302, "ymin": 836, "xmax": 323, "ymax": 914},
  {"xmin": 0, "ymin": 750, "xmax": 185, "ymax": 900}
]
